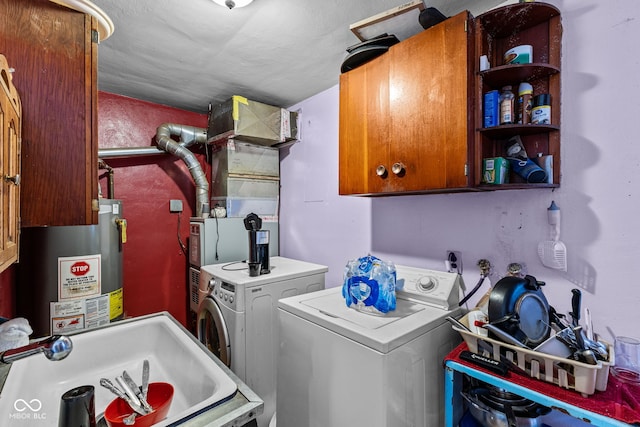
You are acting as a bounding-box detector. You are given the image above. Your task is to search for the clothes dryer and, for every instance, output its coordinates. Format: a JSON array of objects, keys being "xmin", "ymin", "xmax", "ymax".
[
  {"xmin": 197, "ymin": 256, "xmax": 327, "ymax": 427},
  {"xmin": 276, "ymin": 265, "xmax": 463, "ymax": 427}
]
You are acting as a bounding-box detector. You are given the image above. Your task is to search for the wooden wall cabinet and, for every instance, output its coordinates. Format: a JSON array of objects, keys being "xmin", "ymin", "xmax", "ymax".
[
  {"xmin": 339, "ymin": 11, "xmax": 473, "ymax": 196},
  {"xmin": 473, "ymin": 2, "xmax": 562, "ymax": 189},
  {"xmin": 0, "ymin": 0, "xmax": 98, "ymax": 226},
  {"xmin": 0, "ymin": 55, "xmax": 21, "ymax": 274},
  {"xmin": 339, "ymin": 3, "xmax": 561, "ymax": 196}
]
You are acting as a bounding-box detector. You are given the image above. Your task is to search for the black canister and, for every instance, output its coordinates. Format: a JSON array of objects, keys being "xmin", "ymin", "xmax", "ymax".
[
  {"xmin": 59, "ymin": 385, "xmax": 96, "ymax": 427},
  {"xmin": 532, "ymin": 93, "xmax": 551, "ymax": 124}
]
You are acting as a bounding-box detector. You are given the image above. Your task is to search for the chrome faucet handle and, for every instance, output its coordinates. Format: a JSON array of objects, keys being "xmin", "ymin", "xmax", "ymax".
[{"xmin": 0, "ymin": 335, "xmax": 73, "ymax": 364}]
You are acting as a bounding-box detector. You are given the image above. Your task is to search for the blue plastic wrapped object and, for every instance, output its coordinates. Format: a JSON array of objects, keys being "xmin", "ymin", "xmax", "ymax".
[{"xmin": 342, "ymin": 255, "xmax": 396, "ymax": 314}]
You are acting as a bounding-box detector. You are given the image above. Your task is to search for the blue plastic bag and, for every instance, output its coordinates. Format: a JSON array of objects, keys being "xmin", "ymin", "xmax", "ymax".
[{"xmin": 342, "ymin": 255, "xmax": 396, "ymax": 314}]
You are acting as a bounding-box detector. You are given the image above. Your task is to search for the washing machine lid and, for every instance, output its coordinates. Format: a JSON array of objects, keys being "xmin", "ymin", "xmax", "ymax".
[
  {"xmin": 201, "ymin": 256, "xmax": 328, "ymax": 287},
  {"xmin": 279, "ymin": 287, "xmax": 461, "ymax": 353}
]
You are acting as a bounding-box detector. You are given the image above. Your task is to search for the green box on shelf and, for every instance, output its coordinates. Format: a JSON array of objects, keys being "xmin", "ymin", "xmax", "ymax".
[{"xmin": 482, "ymin": 157, "xmax": 509, "ymax": 184}]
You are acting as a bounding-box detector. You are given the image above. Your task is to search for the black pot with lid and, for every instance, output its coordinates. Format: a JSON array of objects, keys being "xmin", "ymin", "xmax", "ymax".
[{"xmin": 487, "ymin": 274, "xmax": 551, "ymax": 348}]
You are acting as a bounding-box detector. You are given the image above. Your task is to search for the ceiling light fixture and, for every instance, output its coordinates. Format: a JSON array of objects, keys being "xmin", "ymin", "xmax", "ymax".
[{"xmin": 211, "ymin": 0, "xmax": 253, "ymax": 9}]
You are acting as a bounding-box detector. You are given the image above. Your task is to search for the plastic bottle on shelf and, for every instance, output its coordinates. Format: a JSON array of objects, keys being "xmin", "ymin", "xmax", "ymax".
[
  {"xmin": 499, "ymin": 85, "xmax": 515, "ymax": 125},
  {"xmin": 517, "ymin": 82, "xmax": 533, "ymax": 124}
]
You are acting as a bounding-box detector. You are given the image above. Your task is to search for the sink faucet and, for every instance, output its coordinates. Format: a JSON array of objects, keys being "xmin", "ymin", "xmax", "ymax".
[{"xmin": 0, "ymin": 335, "xmax": 73, "ymax": 364}]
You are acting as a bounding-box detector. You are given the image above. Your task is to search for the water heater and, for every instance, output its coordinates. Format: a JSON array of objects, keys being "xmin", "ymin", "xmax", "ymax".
[{"xmin": 16, "ymin": 199, "xmax": 125, "ymax": 337}]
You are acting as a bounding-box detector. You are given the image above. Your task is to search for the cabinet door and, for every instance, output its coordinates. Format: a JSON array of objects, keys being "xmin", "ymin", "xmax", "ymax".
[
  {"xmin": 339, "ymin": 11, "xmax": 472, "ymax": 196},
  {"xmin": 0, "ymin": 0, "xmax": 98, "ymax": 226},
  {"xmin": 0, "ymin": 58, "xmax": 21, "ymax": 273},
  {"xmin": 339, "ymin": 53, "xmax": 390, "ymax": 195},
  {"xmin": 387, "ymin": 11, "xmax": 471, "ymax": 193}
]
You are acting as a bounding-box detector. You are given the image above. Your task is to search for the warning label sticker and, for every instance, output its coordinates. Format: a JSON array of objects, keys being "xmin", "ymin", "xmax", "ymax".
[
  {"xmin": 109, "ymin": 288, "xmax": 124, "ymax": 320},
  {"xmin": 58, "ymin": 255, "xmax": 101, "ymax": 300},
  {"xmin": 51, "ymin": 294, "xmax": 111, "ymax": 334}
]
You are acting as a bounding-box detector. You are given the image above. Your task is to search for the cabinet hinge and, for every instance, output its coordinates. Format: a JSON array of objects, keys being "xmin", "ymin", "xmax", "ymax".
[
  {"xmin": 464, "ymin": 164, "xmax": 468, "ymax": 176},
  {"xmin": 91, "ymin": 29, "xmax": 99, "ymax": 44}
]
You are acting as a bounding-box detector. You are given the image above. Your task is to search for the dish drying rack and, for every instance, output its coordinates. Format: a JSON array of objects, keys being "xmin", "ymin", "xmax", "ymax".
[{"xmin": 451, "ymin": 312, "xmax": 614, "ymax": 396}]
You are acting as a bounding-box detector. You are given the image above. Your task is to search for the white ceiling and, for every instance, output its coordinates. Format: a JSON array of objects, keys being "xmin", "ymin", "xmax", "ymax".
[{"xmin": 92, "ymin": 0, "xmax": 507, "ymax": 113}]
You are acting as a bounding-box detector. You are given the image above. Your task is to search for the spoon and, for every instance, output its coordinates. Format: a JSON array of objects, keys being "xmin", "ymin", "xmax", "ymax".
[
  {"xmin": 572, "ymin": 326, "xmax": 598, "ymax": 365},
  {"xmin": 123, "ymin": 412, "xmax": 137, "ymax": 425}
]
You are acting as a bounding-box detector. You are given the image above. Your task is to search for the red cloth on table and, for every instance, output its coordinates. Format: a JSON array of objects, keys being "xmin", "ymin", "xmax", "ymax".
[{"xmin": 446, "ymin": 342, "xmax": 640, "ymax": 425}]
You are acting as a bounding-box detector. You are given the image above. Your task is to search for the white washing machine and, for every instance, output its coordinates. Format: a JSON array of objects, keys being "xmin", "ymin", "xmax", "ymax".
[
  {"xmin": 276, "ymin": 265, "xmax": 463, "ymax": 427},
  {"xmin": 197, "ymin": 256, "xmax": 328, "ymax": 427}
]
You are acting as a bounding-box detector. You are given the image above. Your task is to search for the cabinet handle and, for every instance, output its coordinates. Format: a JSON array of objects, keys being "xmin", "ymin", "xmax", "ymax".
[
  {"xmin": 4, "ymin": 174, "xmax": 20, "ymax": 186},
  {"xmin": 376, "ymin": 165, "xmax": 387, "ymax": 177},
  {"xmin": 391, "ymin": 163, "xmax": 405, "ymax": 176}
]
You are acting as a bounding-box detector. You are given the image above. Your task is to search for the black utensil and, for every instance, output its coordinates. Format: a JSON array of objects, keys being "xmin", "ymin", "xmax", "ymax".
[{"xmin": 570, "ymin": 288, "xmax": 582, "ymax": 327}]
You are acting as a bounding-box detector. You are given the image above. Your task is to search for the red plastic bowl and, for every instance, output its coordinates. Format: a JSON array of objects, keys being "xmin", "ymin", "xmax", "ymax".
[{"xmin": 104, "ymin": 382, "xmax": 174, "ymax": 427}]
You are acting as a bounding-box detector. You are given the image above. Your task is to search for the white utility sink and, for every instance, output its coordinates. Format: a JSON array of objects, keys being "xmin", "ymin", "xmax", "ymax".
[{"xmin": 0, "ymin": 312, "xmax": 238, "ymax": 426}]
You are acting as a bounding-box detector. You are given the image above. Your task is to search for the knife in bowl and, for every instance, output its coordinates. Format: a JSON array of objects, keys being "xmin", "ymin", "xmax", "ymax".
[{"xmin": 141, "ymin": 360, "xmax": 150, "ymax": 401}]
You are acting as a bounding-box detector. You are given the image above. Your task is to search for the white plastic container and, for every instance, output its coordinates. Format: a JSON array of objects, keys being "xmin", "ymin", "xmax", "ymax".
[{"xmin": 504, "ymin": 45, "xmax": 533, "ymax": 65}]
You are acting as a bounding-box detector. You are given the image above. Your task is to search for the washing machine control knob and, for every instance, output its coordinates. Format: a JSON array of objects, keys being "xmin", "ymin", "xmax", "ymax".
[
  {"xmin": 207, "ymin": 278, "xmax": 215, "ymax": 292},
  {"xmin": 417, "ymin": 276, "xmax": 436, "ymax": 291}
]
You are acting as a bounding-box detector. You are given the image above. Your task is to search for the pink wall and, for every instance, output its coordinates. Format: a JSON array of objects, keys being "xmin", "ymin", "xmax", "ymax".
[{"xmin": 98, "ymin": 92, "xmax": 208, "ymax": 328}]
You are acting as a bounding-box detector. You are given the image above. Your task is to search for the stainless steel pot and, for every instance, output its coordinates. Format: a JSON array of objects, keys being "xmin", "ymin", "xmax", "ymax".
[{"xmin": 461, "ymin": 387, "xmax": 551, "ymax": 427}]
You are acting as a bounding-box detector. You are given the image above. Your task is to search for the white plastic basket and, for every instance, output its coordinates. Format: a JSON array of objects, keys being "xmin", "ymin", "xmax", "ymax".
[{"xmin": 452, "ymin": 313, "xmax": 614, "ymax": 396}]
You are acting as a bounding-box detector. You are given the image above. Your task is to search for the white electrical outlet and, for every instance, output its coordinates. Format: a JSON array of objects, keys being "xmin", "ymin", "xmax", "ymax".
[
  {"xmin": 169, "ymin": 199, "xmax": 183, "ymax": 213},
  {"xmin": 445, "ymin": 250, "xmax": 462, "ymax": 274}
]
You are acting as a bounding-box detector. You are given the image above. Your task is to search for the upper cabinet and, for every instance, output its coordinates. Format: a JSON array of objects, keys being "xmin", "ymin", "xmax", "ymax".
[
  {"xmin": 339, "ymin": 3, "xmax": 561, "ymax": 196},
  {"xmin": 473, "ymin": 2, "xmax": 561, "ymax": 189},
  {"xmin": 0, "ymin": 0, "xmax": 99, "ymax": 226},
  {"xmin": 0, "ymin": 55, "xmax": 21, "ymax": 274},
  {"xmin": 339, "ymin": 11, "xmax": 473, "ymax": 196}
]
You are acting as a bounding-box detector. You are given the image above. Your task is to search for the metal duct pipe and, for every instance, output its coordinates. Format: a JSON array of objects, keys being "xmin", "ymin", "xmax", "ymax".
[
  {"xmin": 98, "ymin": 133, "xmax": 200, "ymax": 158},
  {"xmin": 155, "ymin": 123, "xmax": 209, "ymax": 217},
  {"xmin": 98, "ymin": 146, "xmax": 167, "ymax": 158}
]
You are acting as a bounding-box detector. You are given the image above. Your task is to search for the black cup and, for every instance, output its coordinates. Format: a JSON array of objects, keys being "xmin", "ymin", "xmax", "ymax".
[
  {"xmin": 248, "ymin": 262, "xmax": 261, "ymax": 277},
  {"xmin": 59, "ymin": 385, "xmax": 96, "ymax": 427}
]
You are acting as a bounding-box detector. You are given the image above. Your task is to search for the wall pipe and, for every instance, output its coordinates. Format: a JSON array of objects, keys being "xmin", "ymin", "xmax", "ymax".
[
  {"xmin": 98, "ymin": 146, "xmax": 167, "ymax": 158},
  {"xmin": 97, "ymin": 124, "xmax": 210, "ymax": 217},
  {"xmin": 98, "ymin": 159, "xmax": 115, "ymax": 199}
]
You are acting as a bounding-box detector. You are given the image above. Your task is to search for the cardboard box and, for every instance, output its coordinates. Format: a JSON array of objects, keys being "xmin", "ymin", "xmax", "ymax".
[
  {"xmin": 483, "ymin": 90, "xmax": 499, "ymax": 128},
  {"xmin": 482, "ymin": 157, "xmax": 509, "ymax": 184},
  {"xmin": 207, "ymin": 96, "xmax": 298, "ymax": 147},
  {"xmin": 212, "ymin": 139, "xmax": 279, "ymax": 178}
]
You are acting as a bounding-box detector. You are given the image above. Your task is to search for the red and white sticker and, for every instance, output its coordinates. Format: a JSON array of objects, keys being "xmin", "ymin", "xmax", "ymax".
[
  {"xmin": 58, "ymin": 255, "xmax": 101, "ymax": 300},
  {"xmin": 50, "ymin": 294, "xmax": 110, "ymax": 334}
]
